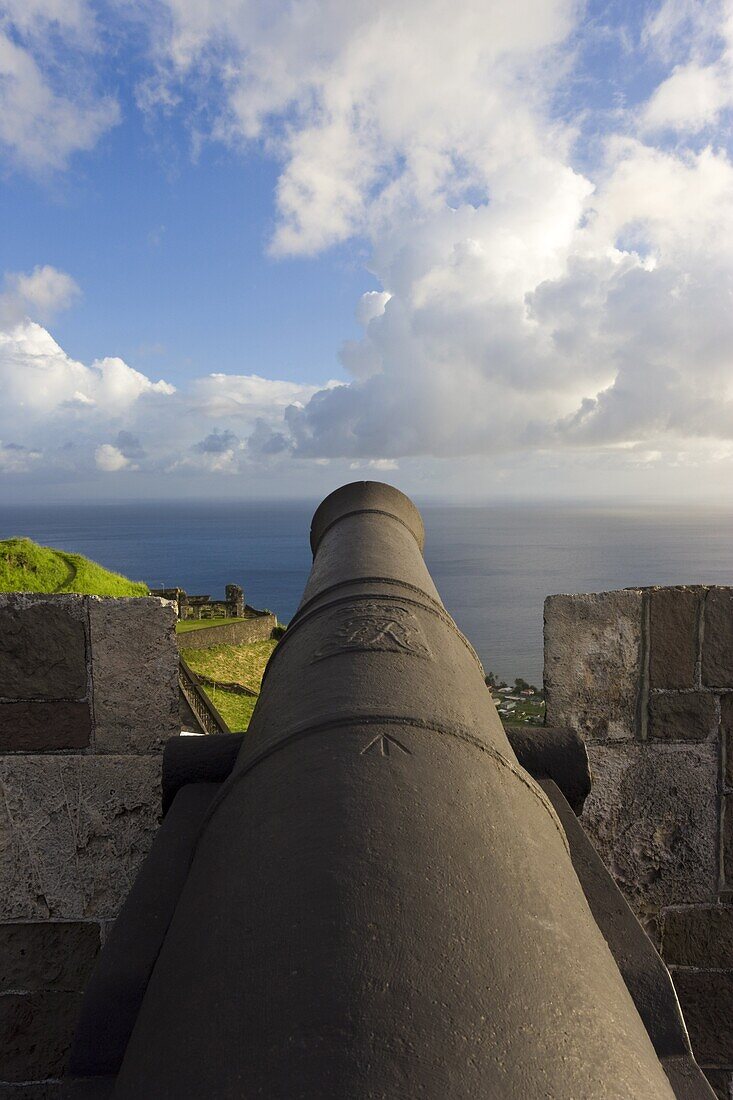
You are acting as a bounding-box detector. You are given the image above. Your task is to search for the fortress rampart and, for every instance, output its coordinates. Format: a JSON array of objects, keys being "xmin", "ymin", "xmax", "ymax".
[
  {"xmin": 0, "ymin": 595, "xmax": 178, "ymax": 1094},
  {"xmin": 0, "ymin": 585, "xmax": 730, "ymax": 1096},
  {"xmin": 545, "ymin": 586, "xmax": 733, "ymax": 1099},
  {"xmin": 175, "ymin": 607, "xmax": 277, "ymax": 651}
]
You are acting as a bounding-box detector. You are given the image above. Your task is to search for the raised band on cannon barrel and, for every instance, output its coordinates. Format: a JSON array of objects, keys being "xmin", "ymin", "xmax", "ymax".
[{"xmin": 66, "ymin": 482, "xmax": 714, "ymax": 1098}]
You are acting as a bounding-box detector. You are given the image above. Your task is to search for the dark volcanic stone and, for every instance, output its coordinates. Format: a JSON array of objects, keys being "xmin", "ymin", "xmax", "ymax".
[
  {"xmin": 0, "ymin": 991, "xmax": 83, "ymax": 1081},
  {"xmin": 725, "ymin": 793, "xmax": 733, "ymax": 892},
  {"xmin": 662, "ymin": 906, "xmax": 733, "ymax": 968},
  {"xmin": 672, "ymin": 970, "xmax": 733, "ymax": 1066},
  {"xmin": 581, "ymin": 743, "xmax": 718, "ymax": 928},
  {"xmin": 0, "ymin": 601, "xmax": 87, "ymax": 700},
  {"xmin": 648, "ymin": 691, "xmax": 717, "ymax": 741},
  {"xmin": 649, "ymin": 587, "xmax": 700, "ymax": 689},
  {"xmin": 724, "ymin": 694, "xmax": 733, "ymax": 790},
  {"xmin": 0, "ymin": 702, "xmax": 91, "ymax": 752},
  {"xmin": 0, "ymin": 922, "xmax": 100, "ymax": 992},
  {"xmin": 703, "ymin": 588, "xmax": 733, "ymax": 688}
]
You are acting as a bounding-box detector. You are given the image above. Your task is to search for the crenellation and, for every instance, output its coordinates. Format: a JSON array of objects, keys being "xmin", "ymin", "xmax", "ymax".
[
  {"xmin": 704, "ymin": 588, "xmax": 733, "ymax": 689},
  {"xmin": 543, "ymin": 589, "xmax": 643, "ymax": 740},
  {"xmin": 649, "ymin": 586, "xmax": 701, "ymax": 690},
  {"xmin": 0, "ymin": 595, "xmax": 172, "ymax": 1087},
  {"xmin": 547, "ymin": 584, "xmax": 733, "ymax": 1083},
  {"xmin": 648, "ymin": 689, "xmax": 718, "ymax": 741},
  {"xmin": 1, "ymin": 581, "xmax": 731, "ymax": 1087}
]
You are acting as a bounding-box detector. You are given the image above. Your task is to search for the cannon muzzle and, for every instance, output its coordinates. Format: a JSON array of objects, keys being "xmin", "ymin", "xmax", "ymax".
[{"xmin": 71, "ymin": 482, "xmax": 711, "ymax": 1098}]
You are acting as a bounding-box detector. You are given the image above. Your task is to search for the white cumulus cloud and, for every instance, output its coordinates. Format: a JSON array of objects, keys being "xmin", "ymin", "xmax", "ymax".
[
  {"xmin": 0, "ymin": 1, "xmax": 119, "ymax": 173},
  {"xmin": 0, "ymin": 321, "xmax": 175, "ymax": 424},
  {"xmin": 0, "ymin": 265, "xmax": 81, "ymax": 326},
  {"xmin": 141, "ymin": 0, "xmax": 733, "ymax": 471},
  {"xmin": 95, "ymin": 444, "xmax": 131, "ymax": 472},
  {"xmin": 3, "ymin": 2, "xmax": 733, "ymax": 496}
]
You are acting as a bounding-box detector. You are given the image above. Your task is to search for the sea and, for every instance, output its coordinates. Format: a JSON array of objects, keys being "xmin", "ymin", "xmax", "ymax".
[{"xmin": 1, "ymin": 500, "xmax": 731, "ymax": 686}]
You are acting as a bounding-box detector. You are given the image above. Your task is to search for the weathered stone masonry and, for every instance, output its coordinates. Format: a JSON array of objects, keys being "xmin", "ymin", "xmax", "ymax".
[
  {"xmin": 0, "ymin": 595, "xmax": 178, "ymax": 1097},
  {"xmin": 546, "ymin": 585, "xmax": 733, "ymax": 1100},
  {"xmin": 1, "ymin": 585, "xmax": 731, "ymax": 1094},
  {"xmin": 175, "ymin": 609, "xmax": 277, "ymax": 652}
]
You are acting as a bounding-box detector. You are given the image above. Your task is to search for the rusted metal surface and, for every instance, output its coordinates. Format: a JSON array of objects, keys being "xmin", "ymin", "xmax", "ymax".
[{"xmin": 73, "ymin": 482, "xmax": 710, "ymax": 1098}]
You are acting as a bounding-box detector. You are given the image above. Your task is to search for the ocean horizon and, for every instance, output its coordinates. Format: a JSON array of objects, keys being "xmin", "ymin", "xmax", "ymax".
[{"xmin": 1, "ymin": 498, "xmax": 731, "ymax": 686}]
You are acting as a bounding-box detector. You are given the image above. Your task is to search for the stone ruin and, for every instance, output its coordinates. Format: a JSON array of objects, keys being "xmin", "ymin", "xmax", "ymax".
[{"xmin": 149, "ymin": 582, "xmax": 244, "ymax": 621}]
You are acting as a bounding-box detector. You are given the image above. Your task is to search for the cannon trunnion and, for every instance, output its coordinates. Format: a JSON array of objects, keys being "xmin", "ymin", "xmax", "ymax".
[{"xmin": 66, "ymin": 482, "xmax": 713, "ymax": 1099}]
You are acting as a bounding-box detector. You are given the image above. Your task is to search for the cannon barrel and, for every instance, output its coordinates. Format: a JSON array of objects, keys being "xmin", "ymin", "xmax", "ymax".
[{"xmin": 104, "ymin": 483, "xmax": 687, "ymax": 1097}]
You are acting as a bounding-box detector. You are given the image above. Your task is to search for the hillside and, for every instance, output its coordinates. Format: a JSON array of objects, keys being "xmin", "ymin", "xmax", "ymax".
[
  {"xmin": 181, "ymin": 639, "xmax": 278, "ymax": 731},
  {"xmin": 0, "ymin": 537, "xmax": 149, "ymax": 597}
]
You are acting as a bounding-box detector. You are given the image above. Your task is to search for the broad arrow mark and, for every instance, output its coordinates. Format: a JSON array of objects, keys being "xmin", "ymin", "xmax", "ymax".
[{"xmin": 360, "ymin": 734, "xmax": 411, "ymax": 757}]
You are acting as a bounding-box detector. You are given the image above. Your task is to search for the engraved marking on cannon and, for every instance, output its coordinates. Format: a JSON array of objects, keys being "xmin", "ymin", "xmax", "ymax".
[
  {"xmin": 313, "ymin": 601, "xmax": 431, "ymax": 661},
  {"xmin": 360, "ymin": 734, "xmax": 411, "ymax": 757}
]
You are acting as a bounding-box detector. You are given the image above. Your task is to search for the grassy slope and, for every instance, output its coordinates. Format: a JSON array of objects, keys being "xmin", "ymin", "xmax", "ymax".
[
  {"xmin": 179, "ymin": 640, "xmax": 277, "ymax": 687},
  {"xmin": 181, "ymin": 639, "xmax": 278, "ymax": 732},
  {"xmin": 0, "ymin": 537, "xmax": 149, "ymax": 596},
  {"xmin": 201, "ymin": 689, "xmax": 258, "ymax": 732}
]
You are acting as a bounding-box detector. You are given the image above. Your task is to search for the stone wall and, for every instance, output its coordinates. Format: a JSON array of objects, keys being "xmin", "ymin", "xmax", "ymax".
[
  {"xmin": 545, "ymin": 585, "xmax": 733, "ymax": 1099},
  {"xmin": 0, "ymin": 594, "xmax": 179, "ymax": 1096},
  {"xmin": 175, "ymin": 609, "xmax": 277, "ymax": 651}
]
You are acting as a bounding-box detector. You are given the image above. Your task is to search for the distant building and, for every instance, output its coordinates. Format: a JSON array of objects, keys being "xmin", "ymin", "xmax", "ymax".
[{"xmin": 149, "ymin": 583, "xmax": 245, "ymax": 621}]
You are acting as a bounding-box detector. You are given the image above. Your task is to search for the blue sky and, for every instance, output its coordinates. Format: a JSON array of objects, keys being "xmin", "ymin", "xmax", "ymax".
[
  {"xmin": 1, "ymin": 0, "xmax": 732, "ymax": 502},
  {"xmin": 2, "ymin": 100, "xmax": 372, "ymax": 384}
]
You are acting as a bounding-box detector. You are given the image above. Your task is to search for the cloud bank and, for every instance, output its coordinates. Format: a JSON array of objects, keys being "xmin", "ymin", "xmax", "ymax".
[{"xmin": 1, "ymin": 0, "xmax": 732, "ymax": 495}]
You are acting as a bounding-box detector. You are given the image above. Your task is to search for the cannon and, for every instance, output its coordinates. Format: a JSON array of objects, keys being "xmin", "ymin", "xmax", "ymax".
[{"xmin": 66, "ymin": 482, "xmax": 714, "ymax": 1098}]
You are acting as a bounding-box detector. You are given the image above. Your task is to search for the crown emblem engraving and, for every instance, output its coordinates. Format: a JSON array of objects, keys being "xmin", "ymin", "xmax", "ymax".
[{"xmin": 313, "ymin": 602, "xmax": 431, "ymax": 661}]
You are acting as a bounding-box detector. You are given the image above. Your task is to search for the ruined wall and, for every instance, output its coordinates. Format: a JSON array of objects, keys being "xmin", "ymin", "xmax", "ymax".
[
  {"xmin": 150, "ymin": 583, "xmax": 246, "ymax": 621},
  {"xmin": 545, "ymin": 585, "xmax": 733, "ymax": 1100},
  {"xmin": 0, "ymin": 595, "xmax": 179, "ymax": 1097},
  {"xmin": 175, "ymin": 609, "xmax": 277, "ymax": 651}
]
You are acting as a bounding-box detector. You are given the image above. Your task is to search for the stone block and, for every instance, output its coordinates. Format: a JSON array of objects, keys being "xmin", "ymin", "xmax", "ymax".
[
  {"xmin": 725, "ymin": 794, "xmax": 733, "ymax": 892},
  {"xmin": 89, "ymin": 598, "xmax": 178, "ymax": 753},
  {"xmin": 0, "ymin": 756, "xmax": 161, "ymax": 921},
  {"xmin": 704, "ymin": 588, "xmax": 733, "ymax": 688},
  {"xmin": 581, "ymin": 743, "xmax": 718, "ymax": 929},
  {"xmin": 648, "ymin": 691, "xmax": 717, "ymax": 741},
  {"xmin": 0, "ymin": 702, "xmax": 91, "ymax": 752},
  {"xmin": 544, "ymin": 590, "xmax": 642, "ymax": 740},
  {"xmin": 0, "ymin": 922, "xmax": 100, "ymax": 992},
  {"xmin": 724, "ymin": 694, "xmax": 733, "ymax": 790},
  {"xmin": 649, "ymin": 586, "xmax": 700, "ymax": 689},
  {"xmin": 0, "ymin": 990, "xmax": 82, "ymax": 1081},
  {"xmin": 662, "ymin": 906, "xmax": 733, "ymax": 968},
  {"xmin": 0, "ymin": 596, "xmax": 87, "ymax": 701},
  {"xmin": 672, "ymin": 970, "xmax": 733, "ymax": 1067}
]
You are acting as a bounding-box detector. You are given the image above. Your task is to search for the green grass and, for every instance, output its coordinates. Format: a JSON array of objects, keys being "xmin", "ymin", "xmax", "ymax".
[
  {"xmin": 176, "ymin": 616, "xmax": 249, "ymax": 634},
  {"xmin": 182, "ymin": 639, "xmax": 279, "ymax": 731},
  {"xmin": 201, "ymin": 687, "xmax": 259, "ymax": 732},
  {"xmin": 180, "ymin": 640, "xmax": 277, "ymax": 692},
  {"xmin": 0, "ymin": 537, "xmax": 149, "ymax": 596}
]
